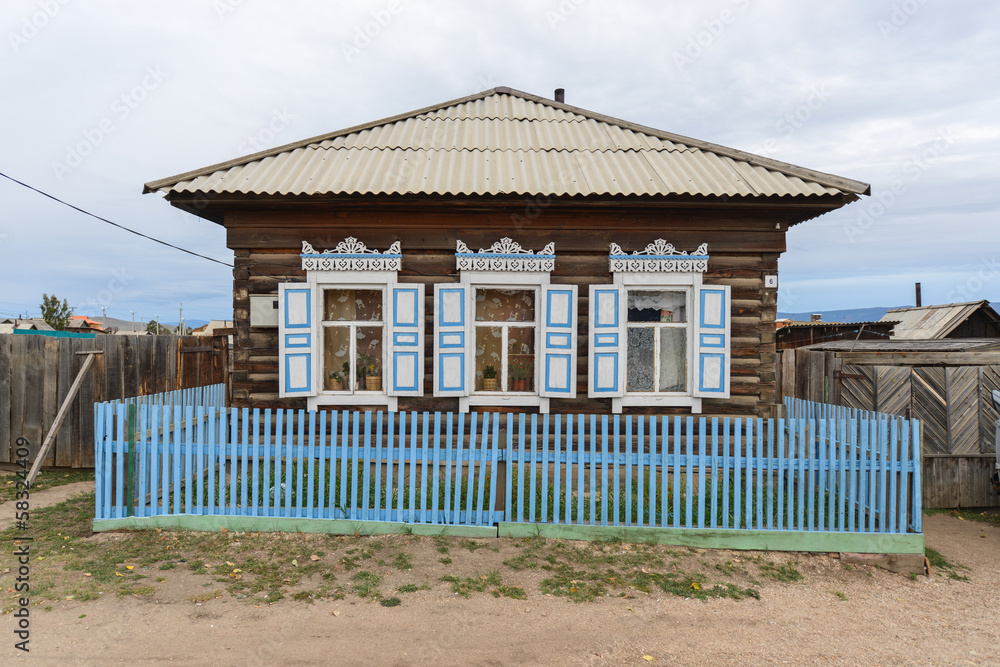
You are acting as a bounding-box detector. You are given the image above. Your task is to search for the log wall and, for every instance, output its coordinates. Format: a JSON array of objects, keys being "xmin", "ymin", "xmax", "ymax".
[{"xmin": 226, "ymin": 204, "xmax": 789, "ymax": 419}]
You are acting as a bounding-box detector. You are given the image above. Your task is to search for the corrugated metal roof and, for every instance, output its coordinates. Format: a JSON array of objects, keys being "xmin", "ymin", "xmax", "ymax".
[
  {"xmin": 880, "ymin": 301, "xmax": 995, "ymax": 339},
  {"xmin": 145, "ymin": 88, "xmax": 870, "ymax": 200}
]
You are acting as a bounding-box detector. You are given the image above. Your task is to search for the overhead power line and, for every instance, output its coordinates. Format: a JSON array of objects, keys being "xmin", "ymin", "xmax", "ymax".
[{"xmin": 0, "ymin": 171, "xmax": 234, "ymax": 270}]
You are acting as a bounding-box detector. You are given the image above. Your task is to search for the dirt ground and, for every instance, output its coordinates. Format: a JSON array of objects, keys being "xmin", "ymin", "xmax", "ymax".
[{"xmin": 4, "ymin": 481, "xmax": 999, "ymax": 666}]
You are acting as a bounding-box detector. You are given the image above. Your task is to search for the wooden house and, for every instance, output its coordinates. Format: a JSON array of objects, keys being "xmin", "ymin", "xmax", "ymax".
[{"xmin": 144, "ymin": 87, "xmax": 869, "ymax": 418}]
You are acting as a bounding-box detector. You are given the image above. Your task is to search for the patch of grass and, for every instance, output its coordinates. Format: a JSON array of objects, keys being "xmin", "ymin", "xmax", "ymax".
[
  {"xmin": 351, "ymin": 571, "xmax": 383, "ymax": 599},
  {"xmin": 925, "ymin": 508, "xmax": 1000, "ymax": 528},
  {"xmin": 441, "ymin": 570, "xmax": 503, "ymax": 598},
  {"xmin": 831, "ymin": 590, "xmax": 848, "ymax": 601},
  {"xmin": 459, "ymin": 539, "xmax": 485, "ymax": 553},
  {"xmin": 439, "ymin": 557, "xmax": 452, "ymax": 565},
  {"xmin": 0, "ymin": 470, "xmax": 94, "ymax": 504},
  {"xmin": 432, "ymin": 535, "xmax": 450, "ymax": 554},
  {"xmin": 392, "ymin": 552, "xmax": 413, "ymax": 571},
  {"xmin": 759, "ymin": 562, "xmax": 803, "ymax": 583},
  {"xmin": 380, "ymin": 597, "xmax": 401, "ymax": 607},
  {"xmin": 492, "ymin": 585, "xmax": 527, "ymax": 599},
  {"xmin": 292, "ymin": 591, "xmax": 316, "ymax": 603},
  {"xmin": 158, "ymin": 562, "xmax": 177, "ymax": 571},
  {"xmin": 925, "ymin": 547, "xmax": 969, "ymax": 581},
  {"xmin": 118, "ymin": 584, "xmax": 156, "ymax": 597},
  {"xmin": 397, "ymin": 583, "xmax": 430, "ymax": 593},
  {"xmin": 188, "ymin": 590, "xmax": 222, "ymax": 603}
]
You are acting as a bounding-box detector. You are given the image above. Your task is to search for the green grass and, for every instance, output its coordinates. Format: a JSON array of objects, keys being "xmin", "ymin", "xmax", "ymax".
[
  {"xmin": 2, "ymin": 490, "xmax": 804, "ymax": 610},
  {"xmin": 0, "ymin": 470, "xmax": 94, "ymax": 504},
  {"xmin": 925, "ymin": 547, "xmax": 969, "ymax": 581},
  {"xmin": 925, "ymin": 508, "xmax": 1000, "ymax": 528}
]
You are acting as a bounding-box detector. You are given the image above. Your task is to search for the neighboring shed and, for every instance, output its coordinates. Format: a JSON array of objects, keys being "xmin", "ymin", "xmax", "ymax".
[
  {"xmin": 192, "ymin": 320, "xmax": 235, "ymax": 336},
  {"xmin": 777, "ymin": 339, "xmax": 1000, "ymax": 507},
  {"xmin": 144, "ymin": 87, "xmax": 869, "ymax": 418},
  {"xmin": 881, "ymin": 300, "xmax": 1000, "ymax": 339},
  {"xmin": 776, "ymin": 319, "xmax": 896, "ymax": 350}
]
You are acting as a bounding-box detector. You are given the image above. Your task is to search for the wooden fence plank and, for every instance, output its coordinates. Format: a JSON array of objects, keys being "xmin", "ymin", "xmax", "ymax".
[{"xmin": 0, "ymin": 335, "xmax": 11, "ymax": 464}]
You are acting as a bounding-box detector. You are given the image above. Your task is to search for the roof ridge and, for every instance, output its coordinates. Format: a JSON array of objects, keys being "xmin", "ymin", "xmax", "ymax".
[{"xmin": 144, "ymin": 87, "xmax": 870, "ymax": 195}]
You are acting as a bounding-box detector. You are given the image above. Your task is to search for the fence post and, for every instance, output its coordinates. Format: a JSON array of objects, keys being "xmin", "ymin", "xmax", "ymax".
[{"xmin": 126, "ymin": 403, "xmax": 136, "ymax": 517}]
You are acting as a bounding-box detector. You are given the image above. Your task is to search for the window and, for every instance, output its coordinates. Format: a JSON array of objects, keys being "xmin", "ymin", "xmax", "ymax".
[
  {"xmin": 434, "ymin": 238, "xmax": 577, "ymax": 413},
  {"xmin": 589, "ymin": 240, "xmax": 730, "ymax": 413},
  {"xmin": 625, "ymin": 289, "xmax": 689, "ymax": 394},
  {"xmin": 474, "ymin": 288, "xmax": 537, "ymax": 393},
  {"xmin": 278, "ymin": 239, "xmax": 423, "ymax": 410},
  {"xmin": 321, "ymin": 288, "xmax": 384, "ymax": 393}
]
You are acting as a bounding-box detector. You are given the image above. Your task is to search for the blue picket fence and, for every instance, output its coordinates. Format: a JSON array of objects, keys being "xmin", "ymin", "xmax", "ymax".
[{"xmin": 93, "ymin": 387, "xmax": 922, "ymax": 542}]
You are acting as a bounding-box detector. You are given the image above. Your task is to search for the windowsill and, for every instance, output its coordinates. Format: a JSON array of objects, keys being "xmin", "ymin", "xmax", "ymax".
[
  {"xmin": 461, "ymin": 395, "xmax": 550, "ymax": 413},
  {"xmin": 309, "ymin": 395, "xmax": 398, "ymax": 411},
  {"xmin": 613, "ymin": 395, "xmax": 702, "ymax": 414}
]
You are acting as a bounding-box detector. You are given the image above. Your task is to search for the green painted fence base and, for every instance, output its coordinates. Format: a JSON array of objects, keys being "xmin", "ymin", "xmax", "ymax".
[
  {"xmin": 93, "ymin": 516, "xmax": 498, "ymax": 539},
  {"xmin": 498, "ymin": 523, "xmax": 925, "ymax": 555}
]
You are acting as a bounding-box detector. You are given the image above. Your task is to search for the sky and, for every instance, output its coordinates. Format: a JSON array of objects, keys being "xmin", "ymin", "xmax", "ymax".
[{"xmin": 2, "ymin": 0, "xmax": 998, "ymax": 323}]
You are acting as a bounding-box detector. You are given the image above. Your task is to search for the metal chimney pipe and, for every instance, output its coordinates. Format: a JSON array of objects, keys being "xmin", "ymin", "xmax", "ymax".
[
  {"xmin": 915, "ymin": 282, "xmax": 922, "ymax": 307},
  {"xmin": 554, "ymin": 88, "xmax": 565, "ymax": 103}
]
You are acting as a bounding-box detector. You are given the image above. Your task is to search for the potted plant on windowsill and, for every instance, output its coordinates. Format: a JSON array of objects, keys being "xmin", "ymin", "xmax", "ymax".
[
  {"xmin": 357, "ymin": 352, "xmax": 380, "ymax": 391},
  {"xmin": 508, "ymin": 355, "xmax": 533, "ymax": 392},
  {"xmin": 328, "ymin": 361, "xmax": 351, "ymax": 391},
  {"xmin": 482, "ymin": 365, "xmax": 498, "ymax": 391}
]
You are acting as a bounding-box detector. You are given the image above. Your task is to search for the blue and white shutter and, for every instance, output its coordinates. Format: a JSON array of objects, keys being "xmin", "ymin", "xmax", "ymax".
[
  {"xmin": 278, "ymin": 282, "xmax": 316, "ymax": 398},
  {"xmin": 588, "ymin": 285, "xmax": 625, "ymax": 398},
  {"xmin": 693, "ymin": 284, "xmax": 731, "ymax": 398},
  {"xmin": 540, "ymin": 285, "xmax": 578, "ymax": 398},
  {"xmin": 387, "ymin": 284, "xmax": 425, "ymax": 397},
  {"xmin": 433, "ymin": 284, "xmax": 469, "ymax": 397}
]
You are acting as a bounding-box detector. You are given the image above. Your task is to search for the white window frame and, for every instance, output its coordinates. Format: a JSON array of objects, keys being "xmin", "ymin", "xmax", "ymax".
[
  {"xmin": 615, "ymin": 271, "xmax": 702, "ymax": 414},
  {"xmin": 462, "ymin": 271, "xmax": 549, "ymax": 413}
]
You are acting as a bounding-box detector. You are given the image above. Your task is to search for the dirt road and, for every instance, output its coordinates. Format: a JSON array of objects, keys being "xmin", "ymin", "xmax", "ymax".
[{"xmin": 5, "ymin": 485, "xmax": 998, "ymax": 666}]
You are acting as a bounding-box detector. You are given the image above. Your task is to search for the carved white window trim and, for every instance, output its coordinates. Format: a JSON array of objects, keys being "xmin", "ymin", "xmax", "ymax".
[
  {"xmin": 301, "ymin": 238, "xmax": 402, "ymax": 272},
  {"xmin": 456, "ymin": 238, "xmax": 556, "ymax": 273},
  {"xmin": 608, "ymin": 239, "xmax": 709, "ymax": 274}
]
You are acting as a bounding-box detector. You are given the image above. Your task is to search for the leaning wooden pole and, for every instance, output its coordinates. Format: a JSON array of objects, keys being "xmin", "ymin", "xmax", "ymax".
[{"xmin": 26, "ymin": 350, "xmax": 103, "ymax": 486}]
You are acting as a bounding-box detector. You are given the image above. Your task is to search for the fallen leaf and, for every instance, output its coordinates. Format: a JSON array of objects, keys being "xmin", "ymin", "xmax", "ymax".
[
  {"xmin": 83, "ymin": 573, "xmax": 92, "ymax": 577},
  {"xmin": 691, "ymin": 582, "xmax": 701, "ymax": 590},
  {"xmin": 220, "ymin": 527, "xmax": 229, "ymax": 533},
  {"xmin": 643, "ymin": 656, "xmax": 654, "ymax": 662},
  {"xmin": 226, "ymin": 561, "xmax": 234, "ymax": 566},
  {"xmin": 310, "ymin": 555, "xmax": 320, "ymax": 561},
  {"xmin": 126, "ymin": 565, "xmax": 134, "ymax": 571},
  {"xmin": 115, "ymin": 572, "xmax": 124, "ymax": 577},
  {"xmin": 291, "ymin": 559, "xmax": 299, "ymax": 567},
  {"xmin": 332, "ymin": 610, "xmax": 340, "ymax": 617}
]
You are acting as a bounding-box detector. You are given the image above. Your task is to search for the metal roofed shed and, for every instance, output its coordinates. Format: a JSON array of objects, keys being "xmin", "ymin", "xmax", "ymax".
[
  {"xmin": 881, "ymin": 300, "xmax": 1000, "ymax": 340},
  {"xmin": 776, "ymin": 320, "xmax": 898, "ymax": 350}
]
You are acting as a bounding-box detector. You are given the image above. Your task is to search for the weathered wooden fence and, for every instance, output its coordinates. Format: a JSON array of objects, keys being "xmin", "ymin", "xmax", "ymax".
[
  {"xmin": 94, "ymin": 387, "xmax": 923, "ymax": 554},
  {"xmin": 0, "ymin": 333, "xmax": 229, "ymax": 469},
  {"xmin": 777, "ymin": 346, "xmax": 999, "ymax": 507}
]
